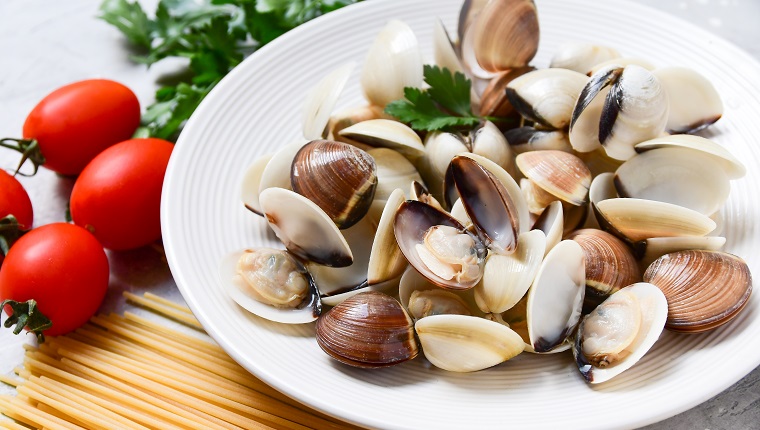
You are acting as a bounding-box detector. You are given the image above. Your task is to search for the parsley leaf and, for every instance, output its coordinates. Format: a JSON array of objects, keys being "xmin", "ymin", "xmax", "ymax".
[
  {"xmin": 385, "ymin": 65, "xmax": 483, "ymax": 132},
  {"xmin": 99, "ymin": 0, "xmax": 361, "ymax": 141}
]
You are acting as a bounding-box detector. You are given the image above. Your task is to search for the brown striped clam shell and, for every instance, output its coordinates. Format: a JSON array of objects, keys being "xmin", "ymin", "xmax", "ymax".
[
  {"xmin": 516, "ymin": 150, "xmax": 591, "ymax": 206},
  {"xmin": 643, "ymin": 250, "xmax": 752, "ymax": 333},
  {"xmin": 291, "ymin": 140, "xmax": 377, "ymax": 229},
  {"xmin": 315, "ymin": 291, "xmax": 419, "ymax": 368}
]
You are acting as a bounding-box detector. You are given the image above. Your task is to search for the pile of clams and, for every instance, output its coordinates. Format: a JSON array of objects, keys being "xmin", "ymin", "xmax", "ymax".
[{"xmin": 221, "ymin": 0, "xmax": 752, "ymax": 385}]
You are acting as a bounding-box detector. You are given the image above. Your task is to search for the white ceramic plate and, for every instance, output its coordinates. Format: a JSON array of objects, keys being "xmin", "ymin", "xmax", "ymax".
[{"xmin": 162, "ymin": 0, "xmax": 760, "ymax": 428}]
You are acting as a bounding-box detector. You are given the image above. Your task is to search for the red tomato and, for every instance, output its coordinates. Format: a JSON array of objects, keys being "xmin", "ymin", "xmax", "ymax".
[
  {"xmin": 70, "ymin": 138, "xmax": 174, "ymax": 250},
  {"xmin": 0, "ymin": 223, "xmax": 109, "ymax": 337},
  {"xmin": 0, "ymin": 170, "xmax": 33, "ymax": 230},
  {"xmin": 22, "ymin": 79, "xmax": 140, "ymax": 175}
]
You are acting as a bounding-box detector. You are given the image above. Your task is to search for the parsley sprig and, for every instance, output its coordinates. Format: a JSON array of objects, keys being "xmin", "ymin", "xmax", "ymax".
[
  {"xmin": 385, "ymin": 65, "xmax": 486, "ymax": 132},
  {"xmin": 99, "ymin": 0, "xmax": 361, "ymax": 141}
]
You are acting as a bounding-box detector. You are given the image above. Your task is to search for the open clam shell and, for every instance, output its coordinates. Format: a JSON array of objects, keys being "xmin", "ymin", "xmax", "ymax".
[
  {"xmin": 634, "ymin": 134, "xmax": 745, "ymax": 179},
  {"xmin": 531, "ymin": 200, "xmax": 563, "ymax": 255},
  {"xmin": 398, "ymin": 266, "xmax": 479, "ymax": 314},
  {"xmin": 474, "ymin": 230, "xmax": 546, "ymax": 314},
  {"xmin": 339, "ymin": 119, "xmax": 425, "ymax": 162},
  {"xmin": 316, "ymin": 291, "xmax": 419, "ymax": 368},
  {"xmin": 595, "ymin": 198, "xmax": 716, "ymax": 243},
  {"xmin": 433, "ymin": 17, "xmax": 464, "ymax": 74},
  {"xmin": 574, "ymin": 282, "xmax": 667, "ymax": 384},
  {"xmin": 614, "ymin": 147, "xmax": 730, "ymax": 216},
  {"xmin": 368, "ymin": 188, "xmax": 408, "ymax": 286},
  {"xmin": 506, "ymin": 68, "xmax": 589, "ymax": 129},
  {"xmin": 516, "ymin": 150, "xmax": 592, "ymax": 206},
  {"xmin": 634, "ymin": 236, "xmax": 726, "ymax": 268},
  {"xmin": 258, "ymin": 140, "xmax": 308, "ymax": 195},
  {"xmin": 361, "ymin": 20, "xmax": 423, "ymax": 108},
  {"xmin": 526, "ymin": 240, "xmax": 586, "ymax": 353},
  {"xmin": 505, "ymin": 127, "xmax": 572, "ymax": 154},
  {"xmin": 416, "ymin": 314, "xmax": 525, "ymax": 372},
  {"xmin": 219, "ymin": 249, "xmax": 321, "ymax": 324},
  {"xmin": 643, "ymin": 250, "xmax": 752, "ymax": 333},
  {"xmin": 479, "ymin": 67, "xmax": 535, "ymax": 117},
  {"xmin": 259, "ymin": 188, "xmax": 352, "ymax": 267},
  {"xmin": 469, "ymin": 0, "xmax": 539, "ymax": 73},
  {"xmin": 368, "ymin": 147, "xmax": 422, "ymax": 216},
  {"xmin": 327, "ymin": 105, "xmax": 389, "ymax": 141},
  {"xmin": 394, "ymin": 200, "xmax": 487, "ymax": 290},
  {"xmin": 240, "ymin": 153, "xmax": 273, "ymax": 216},
  {"xmin": 652, "ymin": 66, "xmax": 723, "ymax": 134},
  {"xmin": 550, "ymin": 43, "xmax": 621, "ymax": 74},
  {"xmin": 291, "ymin": 140, "xmax": 378, "ymax": 229},
  {"xmin": 567, "ymin": 229, "xmax": 641, "ymax": 313},
  {"xmin": 302, "ymin": 62, "xmax": 355, "ymax": 140}
]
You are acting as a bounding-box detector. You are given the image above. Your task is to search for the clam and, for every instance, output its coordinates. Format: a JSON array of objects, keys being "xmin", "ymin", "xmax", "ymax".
[
  {"xmin": 259, "ymin": 187, "xmax": 352, "ymax": 267},
  {"xmin": 643, "ymin": 250, "xmax": 752, "ymax": 333},
  {"xmin": 327, "ymin": 105, "xmax": 389, "ymax": 141},
  {"xmin": 409, "ymin": 181, "xmax": 444, "ymax": 211},
  {"xmin": 594, "ymin": 198, "xmax": 716, "ymax": 242},
  {"xmin": 407, "ymin": 289, "xmax": 472, "ymax": 320},
  {"xmin": 574, "ymin": 282, "xmax": 667, "ymax": 383},
  {"xmin": 361, "ymin": 20, "xmax": 423, "ymax": 108},
  {"xmin": 531, "ymin": 200, "xmax": 563, "ymax": 255},
  {"xmin": 415, "ymin": 314, "xmax": 525, "ymax": 372},
  {"xmin": 504, "ymin": 127, "xmax": 572, "ymax": 154},
  {"xmin": 433, "ymin": 18, "xmax": 464, "ymax": 74},
  {"xmin": 240, "ymin": 153, "xmax": 272, "ymax": 216},
  {"xmin": 219, "ymin": 248, "xmax": 321, "ymax": 324},
  {"xmin": 291, "ymin": 140, "xmax": 378, "ymax": 229},
  {"xmin": 316, "ymin": 291, "xmax": 419, "ymax": 368},
  {"xmin": 634, "ymin": 134, "xmax": 745, "ymax": 179},
  {"xmin": 398, "ymin": 265, "xmax": 480, "ymax": 314},
  {"xmin": 587, "ymin": 172, "xmax": 622, "ymax": 237},
  {"xmin": 479, "ymin": 67, "xmax": 535, "ymax": 117},
  {"xmin": 614, "ymin": 147, "xmax": 730, "ymax": 215},
  {"xmin": 394, "ymin": 200, "xmax": 487, "ymax": 290},
  {"xmin": 550, "ymin": 43, "xmax": 621, "ymax": 74},
  {"xmin": 368, "ymin": 147, "xmax": 423, "ymax": 216},
  {"xmin": 257, "ymin": 139, "xmax": 308, "ymax": 195},
  {"xmin": 302, "ymin": 62, "xmax": 355, "ymax": 140},
  {"xmin": 570, "ymin": 65, "xmax": 668, "ymax": 160},
  {"xmin": 516, "ymin": 150, "xmax": 592, "ymax": 207},
  {"xmin": 506, "ymin": 68, "xmax": 589, "ymax": 129},
  {"xmin": 474, "ymin": 229, "xmax": 546, "ymax": 314},
  {"xmin": 339, "ymin": 119, "xmax": 425, "ymax": 162},
  {"xmin": 652, "ymin": 67, "xmax": 723, "ymax": 134},
  {"xmin": 449, "ymin": 198, "xmax": 472, "ymax": 227},
  {"xmin": 633, "ymin": 236, "xmax": 726, "ymax": 268},
  {"xmin": 567, "ymin": 229, "xmax": 641, "ymax": 313},
  {"xmin": 367, "ymin": 188, "xmax": 408, "ymax": 286},
  {"xmin": 525, "ymin": 240, "xmax": 585, "ymax": 352},
  {"xmin": 587, "ymin": 57, "xmax": 655, "ymax": 76},
  {"xmin": 520, "ymin": 178, "xmax": 559, "ymax": 215},
  {"xmin": 576, "ymin": 147, "xmax": 624, "ymax": 177},
  {"xmin": 467, "ymin": 0, "xmax": 539, "ymax": 73}
]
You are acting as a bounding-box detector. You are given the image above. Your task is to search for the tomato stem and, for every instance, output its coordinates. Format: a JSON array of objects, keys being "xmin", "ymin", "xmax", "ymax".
[
  {"xmin": 0, "ymin": 215, "xmax": 27, "ymax": 257},
  {"xmin": 1, "ymin": 299, "xmax": 52, "ymax": 343},
  {"xmin": 0, "ymin": 138, "xmax": 45, "ymax": 176}
]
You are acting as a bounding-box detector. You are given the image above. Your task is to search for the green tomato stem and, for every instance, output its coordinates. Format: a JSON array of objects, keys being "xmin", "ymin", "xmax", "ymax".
[
  {"xmin": 1, "ymin": 299, "xmax": 52, "ymax": 343},
  {"xmin": 0, "ymin": 137, "xmax": 45, "ymax": 176}
]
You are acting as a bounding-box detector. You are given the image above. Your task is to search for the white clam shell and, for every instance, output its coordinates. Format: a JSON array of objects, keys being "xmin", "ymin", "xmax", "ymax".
[
  {"xmin": 614, "ymin": 147, "xmax": 731, "ymax": 215},
  {"xmin": 634, "ymin": 134, "xmax": 745, "ymax": 179},
  {"xmin": 550, "ymin": 43, "xmax": 621, "ymax": 74},
  {"xmin": 368, "ymin": 147, "xmax": 422, "ymax": 216},
  {"xmin": 449, "ymin": 198, "xmax": 472, "ymax": 227},
  {"xmin": 361, "ymin": 20, "xmax": 423, "ymax": 108},
  {"xmin": 367, "ymin": 188, "xmax": 408, "ymax": 286},
  {"xmin": 587, "ymin": 57, "xmax": 655, "ymax": 76},
  {"xmin": 474, "ymin": 230, "xmax": 546, "ymax": 314},
  {"xmin": 258, "ymin": 140, "xmax": 308, "ymax": 194},
  {"xmin": 240, "ymin": 153, "xmax": 272, "ymax": 215},
  {"xmin": 531, "ymin": 200, "xmax": 563, "ymax": 256},
  {"xmin": 433, "ymin": 17, "xmax": 464, "ymax": 74},
  {"xmin": 653, "ymin": 66, "xmax": 723, "ymax": 134},
  {"xmin": 339, "ymin": 119, "xmax": 425, "ymax": 162},
  {"xmin": 574, "ymin": 282, "xmax": 668, "ymax": 384},
  {"xmin": 636, "ymin": 236, "xmax": 726, "ymax": 268},
  {"xmin": 415, "ymin": 314, "xmax": 525, "ymax": 372},
  {"xmin": 506, "ymin": 68, "xmax": 589, "ymax": 129},
  {"xmin": 302, "ymin": 62, "xmax": 355, "ymax": 140},
  {"xmin": 526, "ymin": 240, "xmax": 585, "ymax": 353}
]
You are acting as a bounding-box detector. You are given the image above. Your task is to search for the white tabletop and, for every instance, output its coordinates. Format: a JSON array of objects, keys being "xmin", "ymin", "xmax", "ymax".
[{"xmin": 1, "ymin": 1, "xmax": 758, "ymax": 428}]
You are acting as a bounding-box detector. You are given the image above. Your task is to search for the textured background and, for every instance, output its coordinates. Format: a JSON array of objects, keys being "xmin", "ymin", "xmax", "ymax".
[{"xmin": 1, "ymin": 0, "xmax": 758, "ymax": 428}]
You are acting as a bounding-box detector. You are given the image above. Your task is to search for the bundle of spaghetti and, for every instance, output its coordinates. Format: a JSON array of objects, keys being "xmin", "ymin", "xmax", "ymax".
[{"xmin": 0, "ymin": 293, "xmax": 362, "ymax": 430}]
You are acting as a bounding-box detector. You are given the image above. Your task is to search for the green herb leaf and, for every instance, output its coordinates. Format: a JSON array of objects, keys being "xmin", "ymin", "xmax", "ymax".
[
  {"xmin": 384, "ymin": 65, "xmax": 482, "ymax": 132},
  {"xmin": 99, "ymin": 0, "xmax": 152, "ymax": 48}
]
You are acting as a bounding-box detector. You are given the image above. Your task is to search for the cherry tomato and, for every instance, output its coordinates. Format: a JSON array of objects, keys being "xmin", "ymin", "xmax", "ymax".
[
  {"xmin": 70, "ymin": 138, "xmax": 174, "ymax": 250},
  {"xmin": 0, "ymin": 170, "xmax": 33, "ymax": 230},
  {"xmin": 0, "ymin": 223, "xmax": 109, "ymax": 337},
  {"xmin": 22, "ymin": 79, "xmax": 140, "ymax": 175}
]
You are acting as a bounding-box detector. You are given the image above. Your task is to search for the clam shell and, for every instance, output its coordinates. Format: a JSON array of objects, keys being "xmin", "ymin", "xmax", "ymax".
[
  {"xmin": 479, "ymin": 67, "xmax": 535, "ymax": 117},
  {"xmin": 450, "ymin": 155, "xmax": 519, "ymax": 255},
  {"xmin": 470, "ymin": 121, "xmax": 514, "ymax": 175},
  {"xmin": 219, "ymin": 249, "xmax": 320, "ymax": 324},
  {"xmin": 634, "ymin": 236, "xmax": 726, "ymax": 268},
  {"xmin": 614, "ymin": 147, "xmax": 730, "ymax": 216},
  {"xmin": 550, "ymin": 43, "xmax": 621, "ymax": 74},
  {"xmin": 526, "ymin": 240, "xmax": 585, "ymax": 352},
  {"xmin": 505, "ymin": 127, "xmax": 572, "ymax": 154},
  {"xmin": 567, "ymin": 229, "xmax": 641, "ymax": 313},
  {"xmin": 422, "ymin": 131, "xmax": 469, "ymax": 202},
  {"xmin": 409, "ymin": 181, "xmax": 444, "ymax": 211},
  {"xmin": 316, "ymin": 291, "xmax": 418, "ymax": 368},
  {"xmin": 415, "ymin": 314, "xmax": 524, "ymax": 372},
  {"xmin": 595, "ymin": 198, "xmax": 716, "ymax": 243},
  {"xmin": 367, "ymin": 188, "xmax": 408, "ymax": 286},
  {"xmin": 506, "ymin": 68, "xmax": 589, "ymax": 129},
  {"xmin": 470, "ymin": 0, "xmax": 539, "ymax": 72},
  {"xmin": 569, "ymin": 65, "xmax": 621, "ymax": 153},
  {"xmin": 259, "ymin": 187, "xmax": 352, "ymax": 267},
  {"xmin": 587, "ymin": 57, "xmax": 655, "ymax": 76},
  {"xmin": 520, "ymin": 178, "xmax": 558, "ymax": 215},
  {"xmin": 302, "ymin": 62, "xmax": 355, "ymax": 140},
  {"xmin": 634, "ymin": 134, "xmax": 745, "ymax": 179},
  {"xmin": 531, "ymin": 200, "xmax": 563, "ymax": 256},
  {"xmin": 516, "ymin": 150, "xmax": 591, "ymax": 206},
  {"xmin": 643, "ymin": 250, "xmax": 752, "ymax": 333},
  {"xmin": 588, "ymin": 172, "xmax": 624, "ymax": 239},
  {"xmin": 327, "ymin": 105, "xmax": 389, "ymax": 141},
  {"xmin": 574, "ymin": 282, "xmax": 667, "ymax": 384},
  {"xmin": 398, "ymin": 266, "xmax": 480, "ymax": 314},
  {"xmin": 291, "ymin": 140, "xmax": 377, "ymax": 229},
  {"xmin": 394, "ymin": 200, "xmax": 487, "ymax": 290},
  {"xmin": 339, "ymin": 119, "xmax": 425, "ymax": 162},
  {"xmin": 240, "ymin": 153, "xmax": 272, "ymax": 216},
  {"xmin": 576, "ymin": 147, "xmax": 624, "ymax": 177},
  {"xmin": 259, "ymin": 140, "xmax": 308, "ymax": 194},
  {"xmin": 368, "ymin": 147, "xmax": 422, "ymax": 216},
  {"xmin": 652, "ymin": 66, "xmax": 723, "ymax": 134},
  {"xmin": 433, "ymin": 18, "xmax": 464, "ymax": 74},
  {"xmin": 360, "ymin": 20, "xmax": 423, "ymax": 108},
  {"xmin": 474, "ymin": 230, "xmax": 546, "ymax": 314}
]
